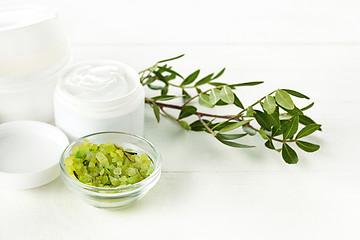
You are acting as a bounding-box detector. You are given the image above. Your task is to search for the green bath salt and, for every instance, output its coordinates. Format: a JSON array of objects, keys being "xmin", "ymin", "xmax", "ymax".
[{"xmin": 64, "ymin": 139, "xmax": 154, "ymax": 187}]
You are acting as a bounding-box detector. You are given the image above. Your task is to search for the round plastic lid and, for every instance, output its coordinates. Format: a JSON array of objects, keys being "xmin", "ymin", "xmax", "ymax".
[{"xmin": 0, "ymin": 121, "xmax": 69, "ymax": 189}]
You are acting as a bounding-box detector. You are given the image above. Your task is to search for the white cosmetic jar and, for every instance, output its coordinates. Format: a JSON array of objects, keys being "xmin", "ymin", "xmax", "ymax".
[
  {"xmin": 54, "ymin": 60, "xmax": 145, "ymax": 141},
  {"xmin": 0, "ymin": 6, "xmax": 71, "ymax": 122}
]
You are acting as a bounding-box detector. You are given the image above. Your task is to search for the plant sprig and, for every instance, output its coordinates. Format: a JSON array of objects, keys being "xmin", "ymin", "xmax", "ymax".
[{"xmin": 140, "ymin": 54, "xmax": 321, "ymax": 164}]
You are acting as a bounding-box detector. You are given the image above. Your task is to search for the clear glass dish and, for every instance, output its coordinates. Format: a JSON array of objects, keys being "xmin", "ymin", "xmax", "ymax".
[{"xmin": 59, "ymin": 132, "xmax": 161, "ymax": 209}]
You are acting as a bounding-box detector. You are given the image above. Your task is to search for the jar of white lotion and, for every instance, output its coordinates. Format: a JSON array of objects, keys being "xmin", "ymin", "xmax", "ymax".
[{"xmin": 54, "ymin": 60, "xmax": 144, "ymax": 141}]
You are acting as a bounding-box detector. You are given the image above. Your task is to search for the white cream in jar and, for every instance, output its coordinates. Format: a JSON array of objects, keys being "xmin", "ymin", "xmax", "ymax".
[{"xmin": 54, "ymin": 60, "xmax": 144, "ymax": 140}]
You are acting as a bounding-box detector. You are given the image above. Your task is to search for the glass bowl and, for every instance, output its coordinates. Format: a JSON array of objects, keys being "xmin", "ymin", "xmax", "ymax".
[{"xmin": 59, "ymin": 132, "xmax": 161, "ymax": 209}]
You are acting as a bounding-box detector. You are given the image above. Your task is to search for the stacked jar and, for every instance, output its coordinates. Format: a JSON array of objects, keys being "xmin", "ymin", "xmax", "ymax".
[{"xmin": 0, "ymin": 6, "xmax": 71, "ymax": 123}]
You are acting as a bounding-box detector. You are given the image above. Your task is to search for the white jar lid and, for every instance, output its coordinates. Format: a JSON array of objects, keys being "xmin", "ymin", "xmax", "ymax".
[{"xmin": 0, "ymin": 121, "xmax": 69, "ymax": 189}]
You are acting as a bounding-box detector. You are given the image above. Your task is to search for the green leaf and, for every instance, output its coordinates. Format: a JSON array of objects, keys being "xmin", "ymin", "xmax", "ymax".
[
  {"xmin": 189, "ymin": 119, "xmax": 210, "ymax": 131},
  {"xmin": 179, "ymin": 120, "xmax": 191, "ymax": 130},
  {"xmin": 253, "ymin": 110, "xmax": 272, "ymax": 131},
  {"xmin": 296, "ymin": 124, "xmax": 322, "ymax": 139},
  {"xmin": 299, "ymin": 115, "xmax": 316, "ymax": 126},
  {"xmin": 194, "ymin": 73, "xmax": 214, "ymax": 86},
  {"xmin": 143, "ymin": 76, "xmax": 157, "ymax": 86},
  {"xmin": 154, "ymin": 71, "xmax": 167, "ymax": 83},
  {"xmin": 246, "ymin": 106, "xmax": 255, "ymax": 117},
  {"xmin": 282, "ymin": 106, "xmax": 303, "ymax": 116},
  {"xmin": 258, "ymin": 129, "xmax": 270, "ymax": 140},
  {"xmin": 178, "ymin": 105, "xmax": 197, "ymax": 119},
  {"xmin": 300, "ymin": 117, "xmax": 322, "ymax": 130},
  {"xmin": 265, "ymin": 140, "xmax": 281, "ymax": 152},
  {"xmin": 280, "ymin": 120, "xmax": 289, "ymax": 133},
  {"xmin": 275, "ymin": 89, "xmax": 295, "ymax": 110},
  {"xmin": 220, "ymin": 85, "xmax": 234, "ymax": 104},
  {"xmin": 199, "ymin": 94, "xmax": 214, "ymax": 108},
  {"xmin": 157, "ymin": 64, "xmax": 167, "ymax": 73},
  {"xmin": 269, "ymin": 107, "xmax": 280, "ymax": 128},
  {"xmin": 296, "ymin": 140, "xmax": 320, "ymax": 152},
  {"xmin": 181, "ymin": 70, "xmax": 200, "ymax": 86},
  {"xmin": 282, "ymin": 89, "xmax": 310, "ymax": 99},
  {"xmin": 218, "ymin": 120, "xmax": 252, "ymax": 133},
  {"xmin": 281, "ymin": 143, "xmax": 299, "ymax": 164},
  {"xmin": 271, "ymin": 125, "xmax": 282, "ymax": 137},
  {"xmin": 152, "ymin": 95, "xmax": 180, "ymax": 101},
  {"xmin": 233, "ymin": 94, "xmax": 244, "ymax": 109},
  {"xmin": 216, "ymin": 136, "xmax": 255, "ymax": 148},
  {"xmin": 280, "ymin": 120, "xmax": 293, "ymax": 135},
  {"xmin": 283, "ymin": 115, "xmax": 299, "ymax": 139},
  {"xmin": 158, "ymin": 54, "xmax": 185, "ymax": 63},
  {"xmin": 164, "ymin": 73, "xmax": 177, "ymax": 81},
  {"xmin": 209, "ymin": 88, "xmax": 221, "ymax": 105},
  {"xmin": 215, "ymin": 99, "xmax": 230, "ymax": 106},
  {"xmin": 263, "ymin": 95, "xmax": 276, "ymax": 114},
  {"xmin": 301, "ymin": 102, "xmax": 315, "ymax": 111},
  {"xmin": 147, "ymin": 83, "xmax": 164, "ymax": 90},
  {"xmin": 215, "ymin": 133, "xmax": 247, "ymax": 141},
  {"xmin": 229, "ymin": 81, "xmax": 264, "ymax": 87},
  {"xmin": 242, "ymin": 125, "xmax": 256, "ymax": 136},
  {"xmin": 208, "ymin": 82, "xmax": 226, "ymax": 87},
  {"xmin": 182, "ymin": 89, "xmax": 191, "ymax": 102},
  {"xmin": 152, "ymin": 103, "xmax": 160, "ymax": 123},
  {"xmin": 279, "ymin": 114, "xmax": 292, "ymax": 120},
  {"xmin": 213, "ymin": 68, "xmax": 226, "ymax": 80},
  {"xmin": 211, "ymin": 121, "xmax": 235, "ymax": 131},
  {"xmin": 265, "ymin": 140, "xmax": 275, "ymax": 150},
  {"xmin": 161, "ymin": 85, "xmax": 169, "ymax": 95},
  {"xmin": 157, "ymin": 66, "xmax": 184, "ymax": 79}
]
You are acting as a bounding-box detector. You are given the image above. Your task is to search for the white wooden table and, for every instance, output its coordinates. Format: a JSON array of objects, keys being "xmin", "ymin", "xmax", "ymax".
[{"xmin": 1, "ymin": 1, "xmax": 360, "ymax": 239}]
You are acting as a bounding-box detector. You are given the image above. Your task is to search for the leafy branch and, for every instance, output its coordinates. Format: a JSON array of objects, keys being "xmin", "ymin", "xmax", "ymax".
[{"xmin": 140, "ymin": 54, "xmax": 321, "ymax": 164}]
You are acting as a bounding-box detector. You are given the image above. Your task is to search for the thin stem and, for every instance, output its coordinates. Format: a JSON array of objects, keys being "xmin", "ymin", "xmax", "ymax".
[
  {"xmin": 197, "ymin": 115, "xmax": 216, "ymax": 136},
  {"xmin": 158, "ymin": 106, "xmax": 177, "ymax": 121},
  {"xmin": 168, "ymin": 83, "xmax": 182, "ymax": 88},
  {"xmin": 138, "ymin": 63, "xmax": 158, "ymax": 75},
  {"xmin": 145, "ymin": 98, "xmax": 182, "ymax": 110},
  {"xmin": 197, "ymin": 112, "xmax": 242, "ymax": 120},
  {"xmin": 245, "ymin": 123, "xmax": 259, "ymax": 131},
  {"xmin": 145, "ymin": 98, "xmax": 244, "ymax": 121},
  {"xmin": 114, "ymin": 144, "xmax": 135, "ymax": 162},
  {"xmin": 168, "ymin": 83, "xmax": 196, "ymax": 89}
]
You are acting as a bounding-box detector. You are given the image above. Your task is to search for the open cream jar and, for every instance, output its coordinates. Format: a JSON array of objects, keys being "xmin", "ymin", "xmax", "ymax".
[{"xmin": 54, "ymin": 60, "xmax": 144, "ymax": 141}]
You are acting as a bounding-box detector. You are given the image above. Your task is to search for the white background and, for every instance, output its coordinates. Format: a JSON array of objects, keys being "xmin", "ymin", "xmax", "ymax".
[{"xmin": 1, "ymin": 0, "xmax": 360, "ymax": 239}]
